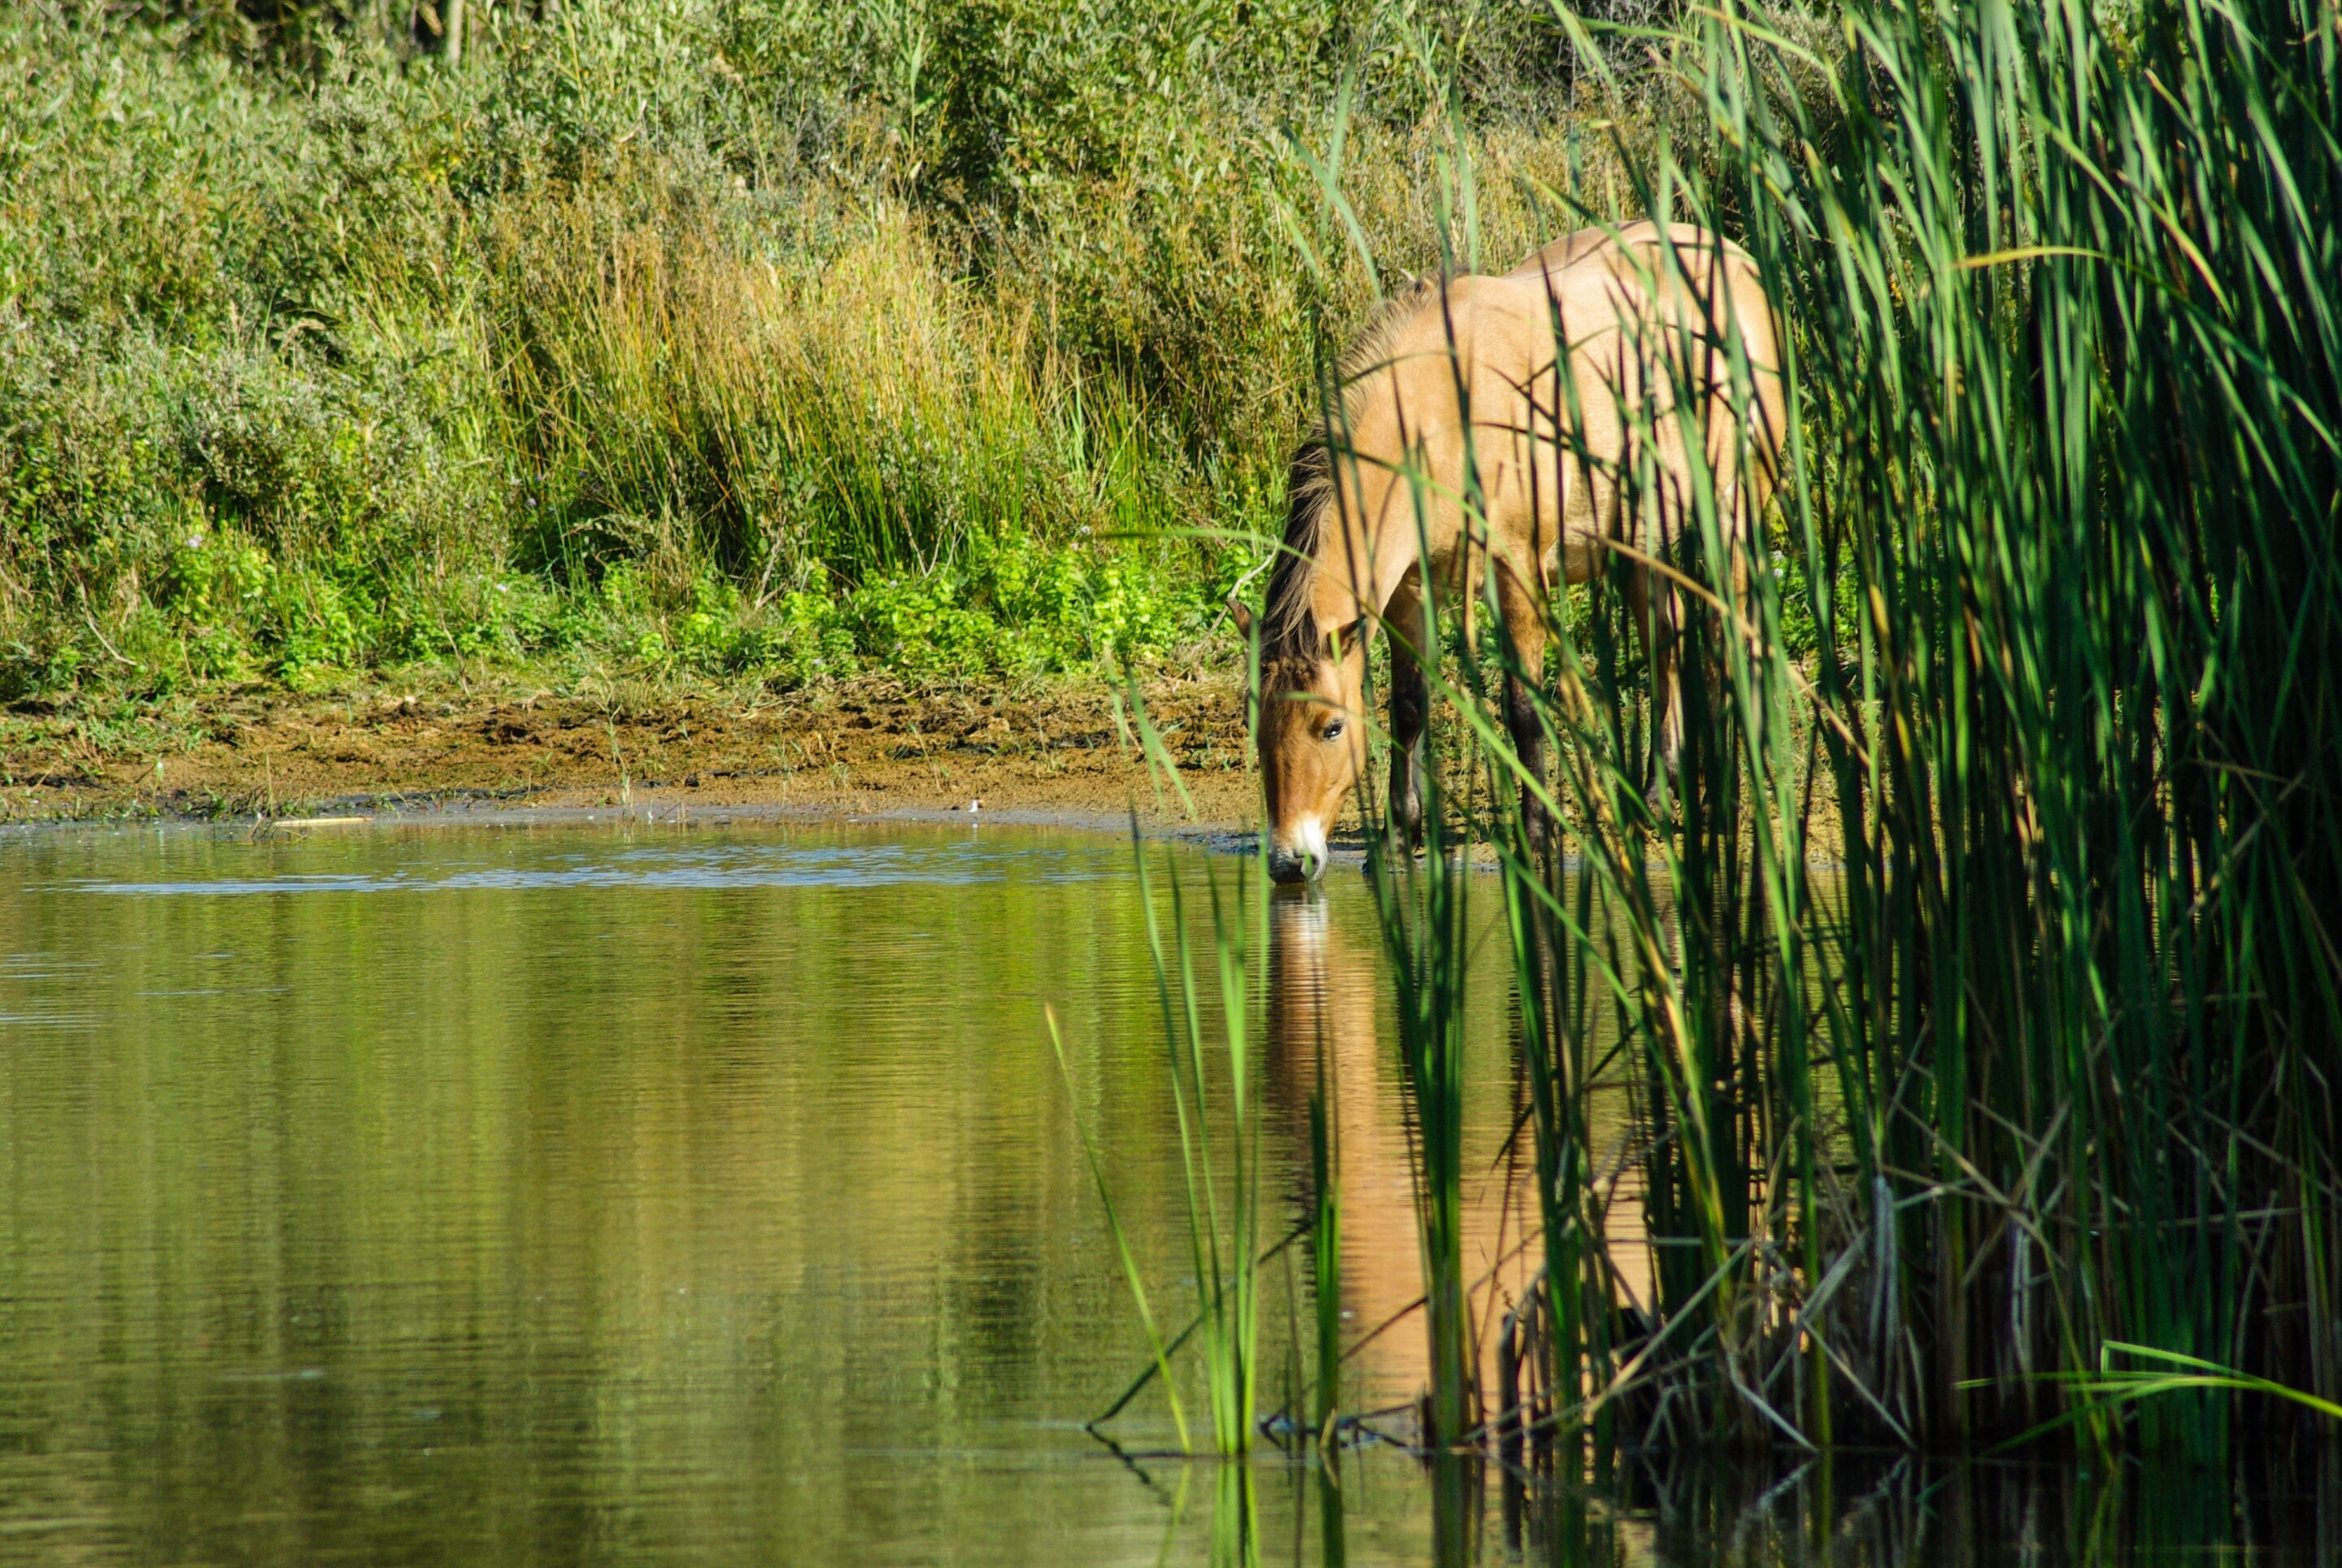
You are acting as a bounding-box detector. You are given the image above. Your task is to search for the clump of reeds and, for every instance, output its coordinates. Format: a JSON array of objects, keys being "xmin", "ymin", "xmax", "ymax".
[{"xmin": 1300, "ymin": 0, "xmax": 2342, "ymax": 1464}]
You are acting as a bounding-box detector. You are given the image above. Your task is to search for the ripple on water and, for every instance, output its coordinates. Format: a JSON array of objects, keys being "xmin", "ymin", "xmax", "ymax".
[{"xmin": 52, "ymin": 837, "xmax": 1128, "ymax": 896}]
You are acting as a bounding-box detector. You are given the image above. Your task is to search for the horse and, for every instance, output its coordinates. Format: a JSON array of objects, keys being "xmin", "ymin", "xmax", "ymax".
[{"xmin": 1227, "ymin": 221, "xmax": 1786, "ymax": 884}]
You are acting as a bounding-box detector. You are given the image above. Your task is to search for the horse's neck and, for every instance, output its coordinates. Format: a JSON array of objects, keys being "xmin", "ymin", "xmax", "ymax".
[{"xmin": 1308, "ymin": 473, "xmax": 1416, "ymax": 630}]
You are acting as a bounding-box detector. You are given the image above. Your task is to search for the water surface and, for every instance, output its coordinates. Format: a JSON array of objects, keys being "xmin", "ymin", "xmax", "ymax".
[{"xmin": 0, "ymin": 821, "xmax": 2326, "ymax": 1564}]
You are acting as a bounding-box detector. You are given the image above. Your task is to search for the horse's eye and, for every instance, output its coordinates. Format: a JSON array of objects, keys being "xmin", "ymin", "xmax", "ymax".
[{"xmin": 1322, "ymin": 719, "xmax": 1345, "ymax": 742}]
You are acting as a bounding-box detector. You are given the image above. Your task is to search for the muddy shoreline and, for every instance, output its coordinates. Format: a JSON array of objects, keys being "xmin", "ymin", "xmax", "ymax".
[{"xmin": 0, "ymin": 672, "xmax": 1261, "ymax": 832}]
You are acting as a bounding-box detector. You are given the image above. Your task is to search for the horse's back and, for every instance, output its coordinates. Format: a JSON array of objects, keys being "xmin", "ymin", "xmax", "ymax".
[
  {"xmin": 1322, "ymin": 222, "xmax": 1781, "ymax": 600},
  {"xmin": 1347, "ymin": 222, "xmax": 1778, "ymax": 467},
  {"xmin": 1361, "ymin": 224, "xmax": 1769, "ymax": 383},
  {"xmin": 1502, "ymin": 222, "xmax": 1769, "ymax": 340},
  {"xmin": 1507, "ymin": 220, "xmax": 1749, "ymax": 275}
]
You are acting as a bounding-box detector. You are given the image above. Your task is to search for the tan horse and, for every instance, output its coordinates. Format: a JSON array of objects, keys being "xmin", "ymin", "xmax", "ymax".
[{"xmin": 1229, "ymin": 222, "xmax": 1784, "ymax": 882}]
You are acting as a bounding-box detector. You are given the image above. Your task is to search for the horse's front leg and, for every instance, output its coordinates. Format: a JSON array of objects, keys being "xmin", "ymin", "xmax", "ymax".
[
  {"xmin": 1385, "ymin": 581, "xmax": 1429, "ymax": 848},
  {"xmin": 1627, "ymin": 565, "xmax": 1684, "ymax": 798},
  {"xmin": 1495, "ymin": 564, "xmax": 1554, "ymax": 860}
]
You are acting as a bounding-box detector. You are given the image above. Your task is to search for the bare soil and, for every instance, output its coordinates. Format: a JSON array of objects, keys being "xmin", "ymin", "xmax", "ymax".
[{"xmin": 0, "ymin": 672, "xmax": 1260, "ymax": 829}]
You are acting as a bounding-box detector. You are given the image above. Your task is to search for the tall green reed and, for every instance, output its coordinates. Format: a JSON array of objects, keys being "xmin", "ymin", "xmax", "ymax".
[
  {"xmin": 1146, "ymin": 847, "xmax": 1268, "ymax": 1457},
  {"xmin": 1057, "ymin": 840, "xmax": 1269, "ymax": 1457},
  {"xmin": 1363, "ymin": 731, "xmax": 1482, "ymax": 1448},
  {"xmin": 1309, "ymin": 1010, "xmax": 1344, "ymax": 1446}
]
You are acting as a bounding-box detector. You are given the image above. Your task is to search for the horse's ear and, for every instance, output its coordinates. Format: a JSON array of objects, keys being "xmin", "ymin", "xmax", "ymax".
[
  {"xmin": 1226, "ymin": 598, "xmax": 1256, "ymax": 640},
  {"xmin": 1326, "ymin": 616, "xmax": 1370, "ymax": 660}
]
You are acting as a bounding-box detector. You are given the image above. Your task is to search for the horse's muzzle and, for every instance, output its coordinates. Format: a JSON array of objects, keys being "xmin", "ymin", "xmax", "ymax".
[{"xmin": 1266, "ymin": 817, "xmax": 1330, "ymax": 883}]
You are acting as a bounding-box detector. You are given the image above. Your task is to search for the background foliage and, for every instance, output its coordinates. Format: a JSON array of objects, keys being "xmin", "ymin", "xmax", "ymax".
[{"xmin": 0, "ymin": 0, "xmax": 1656, "ymax": 704}]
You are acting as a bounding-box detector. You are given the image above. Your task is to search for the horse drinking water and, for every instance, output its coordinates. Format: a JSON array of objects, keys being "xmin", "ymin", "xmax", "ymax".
[{"xmin": 1230, "ymin": 222, "xmax": 1785, "ymax": 883}]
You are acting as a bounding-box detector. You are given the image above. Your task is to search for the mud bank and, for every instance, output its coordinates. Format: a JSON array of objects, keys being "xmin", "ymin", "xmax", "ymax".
[{"xmin": 0, "ymin": 673, "xmax": 1260, "ymax": 830}]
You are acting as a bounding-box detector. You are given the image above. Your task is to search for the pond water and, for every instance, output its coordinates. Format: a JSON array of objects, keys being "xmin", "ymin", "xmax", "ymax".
[{"xmin": 0, "ymin": 819, "xmax": 2329, "ymax": 1565}]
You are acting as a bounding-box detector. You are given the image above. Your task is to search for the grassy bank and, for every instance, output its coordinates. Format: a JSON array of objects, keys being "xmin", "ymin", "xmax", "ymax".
[{"xmin": 0, "ymin": 0, "xmax": 1653, "ymax": 723}]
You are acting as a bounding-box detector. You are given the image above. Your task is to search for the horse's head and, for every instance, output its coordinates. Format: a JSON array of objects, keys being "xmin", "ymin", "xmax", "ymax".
[{"xmin": 1233, "ymin": 601, "xmax": 1369, "ymax": 883}]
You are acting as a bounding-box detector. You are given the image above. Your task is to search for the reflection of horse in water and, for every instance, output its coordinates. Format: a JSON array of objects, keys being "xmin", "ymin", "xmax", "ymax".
[{"xmin": 1265, "ymin": 893, "xmax": 1538, "ymax": 1422}]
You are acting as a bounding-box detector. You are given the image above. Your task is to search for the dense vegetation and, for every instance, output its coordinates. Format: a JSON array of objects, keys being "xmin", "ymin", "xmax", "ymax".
[
  {"xmin": 1097, "ymin": 0, "xmax": 2341, "ymax": 1479},
  {"xmin": 1359, "ymin": 0, "xmax": 2341, "ymax": 1463},
  {"xmin": 0, "ymin": 0, "xmax": 1653, "ymax": 708}
]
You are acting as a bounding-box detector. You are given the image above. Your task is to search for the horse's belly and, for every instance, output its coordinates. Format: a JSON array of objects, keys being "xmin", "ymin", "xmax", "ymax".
[{"xmin": 1552, "ymin": 532, "xmax": 1601, "ymax": 586}]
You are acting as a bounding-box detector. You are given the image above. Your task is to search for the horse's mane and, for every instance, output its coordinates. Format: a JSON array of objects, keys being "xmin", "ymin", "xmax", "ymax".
[{"xmin": 1262, "ymin": 277, "xmax": 1439, "ymax": 663}]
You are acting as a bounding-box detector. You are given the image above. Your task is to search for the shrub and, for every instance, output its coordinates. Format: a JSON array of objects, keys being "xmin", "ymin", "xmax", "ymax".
[{"xmin": 1, "ymin": 1, "xmax": 1639, "ymax": 708}]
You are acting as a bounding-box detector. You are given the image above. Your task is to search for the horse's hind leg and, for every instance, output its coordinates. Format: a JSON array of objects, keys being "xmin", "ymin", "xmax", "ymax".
[{"xmin": 1385, "ymin": 578, "xmax": 1429, "ymax": 847}]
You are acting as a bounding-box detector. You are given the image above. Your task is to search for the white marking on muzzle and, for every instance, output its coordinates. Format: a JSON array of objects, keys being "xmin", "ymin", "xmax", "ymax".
[{"xmin": 1295, "ymin": 814, "xmax": 1329, "ymax": 877}]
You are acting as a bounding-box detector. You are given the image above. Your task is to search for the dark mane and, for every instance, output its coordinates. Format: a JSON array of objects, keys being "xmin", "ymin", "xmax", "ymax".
[
  {"xmin": 1263, "ymin": 440, "xmax": 1334, "ymax": 662},
  {"xmin": 1261, "ymin": 277, "xmax": 1439, "ymax": 664}
]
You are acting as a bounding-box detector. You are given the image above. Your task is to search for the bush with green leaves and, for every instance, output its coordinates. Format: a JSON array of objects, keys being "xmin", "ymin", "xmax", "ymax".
[{"xmin": 2, "ymin": 1, "xmax": 1632, "ymax": 708}]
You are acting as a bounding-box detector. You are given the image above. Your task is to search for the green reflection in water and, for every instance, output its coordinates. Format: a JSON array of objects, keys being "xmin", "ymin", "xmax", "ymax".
[
  {"xmin": 0, "ymin": 821, "xmax": 1456, "ymax": 1563},
  {"xmin": 0, "ymin": 821, "xmax": 2329, "ymax": 1565}
]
